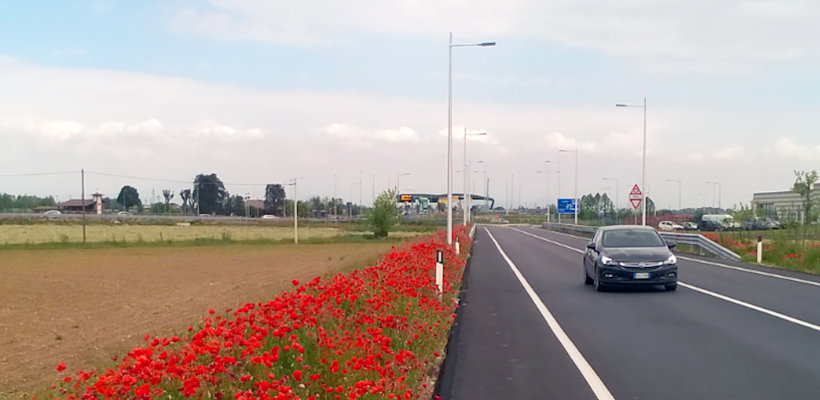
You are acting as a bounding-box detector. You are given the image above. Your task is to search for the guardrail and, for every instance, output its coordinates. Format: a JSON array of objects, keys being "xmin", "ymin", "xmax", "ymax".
[{"xmin": 541, "ymin": 223, "xmax": 741, "ymax": 262}]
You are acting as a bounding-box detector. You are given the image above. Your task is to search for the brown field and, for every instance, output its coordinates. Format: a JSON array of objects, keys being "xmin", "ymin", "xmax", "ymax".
[
  {"xmin": 0, "ymin": 224, "xmax": 359, "ymax": 245},
  {"xmin": 0, "ymin": 242, "xmax": 397, "ymax": 399}
]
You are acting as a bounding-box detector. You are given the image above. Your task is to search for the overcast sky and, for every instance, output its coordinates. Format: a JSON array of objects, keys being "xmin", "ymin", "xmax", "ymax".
[{"xmin": 1, "ymin": 0, "xmax": 818, "ymax": 210}]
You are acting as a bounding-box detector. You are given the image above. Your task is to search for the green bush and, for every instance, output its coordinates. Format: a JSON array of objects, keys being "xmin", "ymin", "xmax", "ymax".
[{"xmin": 369, "ymin": 189, "xmax": 398, "ymax": 238}]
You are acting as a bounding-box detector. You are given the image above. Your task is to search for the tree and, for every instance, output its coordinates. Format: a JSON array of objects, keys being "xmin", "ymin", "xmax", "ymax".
[
  {"xmin": 162, "ymin": 189, "xmax": 174, "ymax": 213},
  {"xmin": 117, "ymin": 186, "xmax": 141, "ymax": 211},
  {"xmin": 179, "ymin": 189, "xmax": 192, "ymax": 215},
  {"xmin": 370, "ymin": 189, "xmax": 398, "ymax": 238},
  {"xmin": 264, "ymin": 184, "xmax": 286, "ymax": 216},
  {"xmin": 193, "ymin": 174, "xmax": 229, "ymax": 215},
  {"xmin": 791, "ymin": 170, "xmax": 818, "ymax": 224},
  {"xmin": 227, "ymin": 195, "xmax": 246, "ymax": 216}
]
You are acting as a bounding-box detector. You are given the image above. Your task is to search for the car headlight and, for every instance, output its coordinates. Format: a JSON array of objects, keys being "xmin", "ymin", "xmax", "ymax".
[
  {"xmin": 663, "ymin": 255, "xmax": 677, "ymax": 265},
  {"xmin": 601, "ymin": 255, "xmax": 618, "ymax": 266}
]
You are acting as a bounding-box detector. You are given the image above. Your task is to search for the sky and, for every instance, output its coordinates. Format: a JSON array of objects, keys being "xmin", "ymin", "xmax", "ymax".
[{"xmin": 1, "ymin": 0, "xmax": 818, "ymax": 211}]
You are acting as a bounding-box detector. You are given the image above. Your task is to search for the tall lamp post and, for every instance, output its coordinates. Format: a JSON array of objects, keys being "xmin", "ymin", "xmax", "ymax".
[
  {"xmin": 666, "ymin": 179, "xmax": 681, "ymax": 211},
  {"xmin": 447, "ymin": 33, "xmax": 495, "ymax": 245},
  {"xmin": 602, "ymin": 177, "xmax": 619, "ymax": 220},
  {"xmin": 536, "ymin": 160, "xmax": 552, "ymax": 222},
  {"xmin": 463, "ymin": 129, "xmax": 487, "ymax": 225},
  {"xmin": 616, "ymin": 97, "xmax": 647, "ymax": 225},
  {"xmin": 559, "ymin": 148, "xmax": 578, "ymax": 224},
  {"xmin": 705, "ymin": 181, "xmax": 721, "ymax": 209},
  {"xmin": 289, "ymin": 177, "xmax": 304, "ymax": 244}
]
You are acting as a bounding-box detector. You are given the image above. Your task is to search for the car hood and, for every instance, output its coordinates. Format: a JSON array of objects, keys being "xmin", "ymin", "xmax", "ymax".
[{"xmin": 602, "ymin": 247, "xmax": 671, "ymax": 263}]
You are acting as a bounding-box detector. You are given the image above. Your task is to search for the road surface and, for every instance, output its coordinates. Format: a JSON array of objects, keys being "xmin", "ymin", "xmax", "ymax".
[{"xmin": 437, "ymin": 225, "xmax": 820, "ymax": 400}]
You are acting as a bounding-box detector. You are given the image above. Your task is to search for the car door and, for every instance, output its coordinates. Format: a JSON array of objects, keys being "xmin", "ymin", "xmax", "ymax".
[{"xmin": 584, "ymin": 231, "xmax": 600, "ymax": 274}]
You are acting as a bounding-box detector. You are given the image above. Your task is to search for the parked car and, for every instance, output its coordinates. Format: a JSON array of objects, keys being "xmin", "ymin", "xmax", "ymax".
[
  {"xmin": 583, "ymin": 225, "xmax": 678, "ymax": 292},
  {"xmin": 682, "ymin": 222, "xmax": 698, "ymax": 231},
  {"xmin": 658, "ymin": 220, "xmax": 684, "ymax": 231},
  {"xmin": 43, "ymin": 210, "xmax": 62, "ymax": 215},
  {"xmin": 698, "ymin": 214, "xmax": 736, "ymax": 231},
  {"xmin": 117, "ymin": 211, "xmax": 131, "ymax": 216},
  {"xmin": 743, "ymin": 217, "xmax": 781, "ymax": 230}
]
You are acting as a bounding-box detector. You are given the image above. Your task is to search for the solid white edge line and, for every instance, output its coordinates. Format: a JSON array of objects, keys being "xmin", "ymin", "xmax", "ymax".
[
  {"xmin": 484, "ymin": 227, "xmax": 616, "ymax": 400},
  {"xmin": 678, "ymin": 282, "xmax": 820, "ymax": 332},
  {"xmin": 508, "ymin": 226, "xmax": 820, "ymax": 333},
  {"xmin": 676, "ymin": 255, "xmax": 820, "ymax": 288}
]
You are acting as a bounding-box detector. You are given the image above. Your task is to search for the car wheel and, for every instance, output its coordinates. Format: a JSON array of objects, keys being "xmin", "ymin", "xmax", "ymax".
[
  {"xmin": 584, "ymin": 269, "xmax": 593, "ymax": 285},
  {"xmin": 594, "ymin": 269, "xmax": 606, "ymax": 292},
  {"xmin": 664, "ymin": 283, "xmax": 677, "ymax": 291}
]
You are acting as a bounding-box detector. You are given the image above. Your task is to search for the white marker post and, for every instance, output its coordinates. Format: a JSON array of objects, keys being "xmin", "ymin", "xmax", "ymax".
[
  {"xmin": 455, "ymin": 236, "xmax": 460, "ymax": 255},
  {"xmin": 436, "ymin": 249, "xmax": 444, "ymax": 294},
  {"xmin": 757, "ymin": 235, "xmax": 763, "ymax": 264}
]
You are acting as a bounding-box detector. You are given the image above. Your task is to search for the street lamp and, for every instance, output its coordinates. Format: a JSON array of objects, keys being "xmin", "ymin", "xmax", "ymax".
[
  {"xmin": 705, "ymin": 181, "xmax": 721, "ymax": 209},
  {"xmin": 537, "ymin": 160, "xmax": 552, "ymax": 222},
  {"xmin": 602, "ymin": 177, "xmax": 619, "ymax": 220},
  {"xmin": 666, "ymin": 179, "xmax": 682, "ymax": 211},
  {"xmin": 349, "ymin": 182, "xmax": 361, "ymax": 218},
  {"xmin": 616, "ymin": 97, "xmax": 647, "ymax": 225},
  {"xmin": 463, "ymin": 128, "xmax": 487, "ymax": 225},
  {"xmin": 559, "ymin": 148, "xmax": 578, "ymax": 224},
  {"xmin": 447, "ymin": 33, "xmax": 495, "ymax": 245}
]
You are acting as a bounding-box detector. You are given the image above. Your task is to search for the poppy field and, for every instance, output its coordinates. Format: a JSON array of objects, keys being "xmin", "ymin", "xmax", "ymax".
[{"xmin": 42, "ymin": 225, "xmax": 472, "ymax": 399}]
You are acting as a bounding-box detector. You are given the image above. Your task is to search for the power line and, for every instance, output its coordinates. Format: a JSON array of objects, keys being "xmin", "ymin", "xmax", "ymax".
[{"xmin": 0, "ymin": 171, "xmax": 77, "ymax": 177}]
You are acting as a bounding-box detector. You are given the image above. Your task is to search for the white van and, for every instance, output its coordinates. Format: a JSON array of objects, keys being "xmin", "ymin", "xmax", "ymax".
[{"xmin": 700, "ymin": 214, "xmax": 739, "ymax": 231}]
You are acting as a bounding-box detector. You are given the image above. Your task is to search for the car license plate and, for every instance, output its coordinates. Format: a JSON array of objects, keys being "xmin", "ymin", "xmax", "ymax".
[{"xmin": 634, "ymin": 272, "xmax": 650, "ymax": 279}]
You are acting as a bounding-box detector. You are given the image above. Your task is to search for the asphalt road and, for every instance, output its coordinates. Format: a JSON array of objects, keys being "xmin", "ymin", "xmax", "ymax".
[{"xmin": 437, "ymin": 225, "xmax": 820, "ymax": 400}]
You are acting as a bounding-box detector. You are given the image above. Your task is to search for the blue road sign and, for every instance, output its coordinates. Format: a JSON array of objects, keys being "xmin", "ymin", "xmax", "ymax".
[{"xmin": 557, "ymin": 198, "xmax": 577, "ymax": 214}]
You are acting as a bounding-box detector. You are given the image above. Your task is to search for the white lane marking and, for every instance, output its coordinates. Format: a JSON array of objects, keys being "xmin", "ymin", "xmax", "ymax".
[
  {"xmin": 484, "ymin": 227, "xmax": 615, "ymax": 400},
  {"xmin": 510, "ymin": 227, "xmax": 585, "ymax": 254},
  {"xmin": 519, "ymin": 227, "xmax": 820, "ymax": 289},
  {"xmin": 676, "ymin": 256, "xmax": 820, "ymax": 288},
  {"xmin": 507, "ymin": 226, "xmax": 820, "ymax": 333},
  {"xmin": 678, "ymin": 282, "xmax": 820, "ymax": 332}
]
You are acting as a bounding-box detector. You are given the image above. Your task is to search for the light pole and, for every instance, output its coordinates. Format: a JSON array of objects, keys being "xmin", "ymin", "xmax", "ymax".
[
  {"xmin": 705, "ymin": 181, "xmax": 721, "ymax": 209},
  {"xmin": 537, "ymin": 161, "xmax": 552, "ymax": 222},
  {"xmin": 447, "ymin": 33, "xmax": 495, "ymax": 245},
  {"xmin": 602, "ymin": 177, "xmax": 619, "ymax": 221},
  {"xmin": 349, "ymin": 182, "xmax": 361, "ymax": 218},
  {"xmin": 289, "ymin": 177, "xmax": 304, "ymax": 244},
  {"xmin": 616, "ymin": 97, "xmax": 647, "ymax": 225},
  {"xmin": 666, "ymin": 179, "xmax": 681, "ymax": 211},
  {"xmin": 559, "ymin": 148, "xmax": 578, "ymax": 224},
  {"xmin": 463, "ymin": 128, "xmax": 487, "ymax": 225}
]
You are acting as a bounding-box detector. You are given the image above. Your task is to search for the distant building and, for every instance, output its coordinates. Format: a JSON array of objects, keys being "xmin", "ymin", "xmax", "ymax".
[
  {"xmin": 751, "ymin": 187, "xmax": 819, "ymax": 223},
  {"xmin": 59, "ymin": 193, "xmax": 105, "ymax": 214}
]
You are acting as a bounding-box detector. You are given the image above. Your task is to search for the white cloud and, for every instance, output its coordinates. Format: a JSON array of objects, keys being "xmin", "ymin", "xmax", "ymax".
[
  {"xmin": 169, "ymin": 0, "xmax": 820, "ymax": 74},
  {"xmin": 324, "ymin": 123, "xmax": 421, "ymax": 147},
  {"xmin": 775, "ymin": 137, "xmax": 820, "ymax": 160}
]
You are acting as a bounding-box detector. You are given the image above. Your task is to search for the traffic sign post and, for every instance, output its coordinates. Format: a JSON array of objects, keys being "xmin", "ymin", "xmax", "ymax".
[
  {"xmin": 629, "ymin": 184, "xmax": 642, "ymax": 225},
  {"xmin": 629, "ymin": 184, "xmax": 643, "ymax": 210},
  {"xmin": 557, "ymin": 198, "xmax": 577, "ymax": 215}
]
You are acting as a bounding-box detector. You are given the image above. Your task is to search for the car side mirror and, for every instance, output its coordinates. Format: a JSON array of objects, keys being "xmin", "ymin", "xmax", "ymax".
[
  {"xmin": 586, "ymin": 242, "xmax": 596, "ymax": 250},
  {"xmin": 666, "ymin": 241, "xmax": 677, "ymax": 249}
]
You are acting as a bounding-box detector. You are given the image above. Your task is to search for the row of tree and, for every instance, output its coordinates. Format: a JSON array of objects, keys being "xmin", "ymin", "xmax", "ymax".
[
  {"xmin": 113, "ymin": 174, "xmax": 368, "ymax": 217},
  {"xmin": 0, "ymin": 194, "xmax": 56, "ymax": 210}
]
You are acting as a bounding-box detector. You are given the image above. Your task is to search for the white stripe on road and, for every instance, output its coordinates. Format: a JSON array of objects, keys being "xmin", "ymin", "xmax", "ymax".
[
  {"xmin": 484, "ymin": 228, "xmax": 616, "ymax": 400},
  {"xmin": 514, "ymin": 227, "xmax": 820, "ymax": 288},
  {"xmin": 508, "ymin": 226, "xmax": 820, "ymax": 333},
  {"xmin": 676, "ymin": 256, "xmax": 820, "ymax": 288},
  {"xmin": 678, "ymin": 282, "xmax": 820, "ymax": 332}
]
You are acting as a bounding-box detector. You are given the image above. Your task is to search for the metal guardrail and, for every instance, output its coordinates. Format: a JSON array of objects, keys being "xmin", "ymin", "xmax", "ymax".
[{"xmin": 541, "ymin": 223, "xmax": 741, "ymax": 262}]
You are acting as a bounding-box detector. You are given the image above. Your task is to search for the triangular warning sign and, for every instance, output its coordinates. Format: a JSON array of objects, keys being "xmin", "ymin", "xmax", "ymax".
[
  {"xmin": 630, "ymin": 184, "xmax": 642, "ymax": 196},
  {"xmin": 630, "ymin": 198, "xmax": 642, "ymax": 209}
]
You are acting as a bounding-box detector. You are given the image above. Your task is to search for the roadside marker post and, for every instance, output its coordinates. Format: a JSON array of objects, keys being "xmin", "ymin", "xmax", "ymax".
[
  {"xmin": 436, "ymin": 249, "xmax": 444, "ymax": 294},
  {"xmin": 757, "ymin": 235, "xmax": 763, "ymax": 264},
  {"xmin": 455, "ymin": 236, "xmax": 460, "ymax": 255}
]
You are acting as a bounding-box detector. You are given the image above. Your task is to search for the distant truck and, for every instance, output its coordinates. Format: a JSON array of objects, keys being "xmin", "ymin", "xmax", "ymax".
[{"xmin": 698, "ymin": 214, "xmax": 739, "ymax": 231}]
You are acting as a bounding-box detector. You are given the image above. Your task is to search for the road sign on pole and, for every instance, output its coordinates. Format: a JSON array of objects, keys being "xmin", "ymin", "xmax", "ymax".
[{"xmin": 629, "ymin": 184, "xmax": 643, "ymax": 210}]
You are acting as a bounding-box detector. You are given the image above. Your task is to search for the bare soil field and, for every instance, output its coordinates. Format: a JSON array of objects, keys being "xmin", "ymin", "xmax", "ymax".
[{"xmin": 0, "ymin": 242, "xmax": 396, "ymax": 399}]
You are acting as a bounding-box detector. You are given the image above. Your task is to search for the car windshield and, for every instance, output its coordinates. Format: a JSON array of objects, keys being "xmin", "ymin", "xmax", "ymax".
[{"xmin": 602, "ymin": 229, "xmax": 665, "ymax": 248}]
